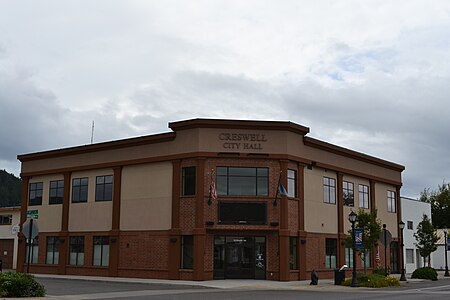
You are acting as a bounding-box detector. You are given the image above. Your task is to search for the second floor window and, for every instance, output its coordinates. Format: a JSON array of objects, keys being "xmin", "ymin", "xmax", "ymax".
[
  {"xmin": 359, "ymin": 184, "xmax": 369, "ymax": 209},
  {"xmin": 181, "ymin": 166, "xmax": 196, "ymax": 196},
  {"xmin": 217, "ymin": 167, "xmax": 268, "ymax": 196},
  {"xmin": 287, "ymin": 169, "xmax": 297, "ymax": 198},
  {"xmin": 96, "ymin": 175, "xmax": 113, "ymax": 201},
  {"xmin": 0, "ymin": 215, "xmax": 12, "ymax": 225},
  {"xmin": 343, "ymin": 181, "xmax": 354, "ymax": 206},
  {"xmin": 29, "ymin": 182, "xmax": 43, "ymax": 206},
  {"xmin": 72, "ymin": 178, "xmax": 88, "ymax": 203},
  {"xmin": 49, "ymin": 180, "xmax": 64, "ymax": 205},
  {"xmin": 323, "ymin": 177, "xmax": 336, "ymax": 204},
  {"xmin": 387, "ymin": 190, "xmax": 396, "ymax": 213}
]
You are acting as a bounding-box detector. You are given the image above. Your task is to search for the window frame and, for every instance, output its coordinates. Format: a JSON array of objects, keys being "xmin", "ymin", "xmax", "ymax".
[
  {"xmin": 29, "ymin": 182, "xmax": 43, "ymax": 206},
  {"xmin": 289, "ymin": 237, "xmax": 298, "ymax": 270},
  {"xmin": 343, "ymin": 181, "xmax": 354, "ymax": 207},
  {"xmin": 0, "ymin": 215, "xmax": 12, "ymax": 225},
  {"xmin": 95, "ymin": 175, "xmax": 113, "ymax": 202},
  {"xmin": 358, "ymin": 184, "xmax": 369, "ymax": 209},
  {"xmin": 287, "ymin": 169, "xmax": 297, "ymax": 198},
  {"xmin": 93, "ymin": 236, "xmax": 110, "ymax": 267},
  {"xmin": 181, "ymin": 166, "xmax": 196, "ymax": 196},
  {"xmin": 323, "ymin": 177, "xmax": 336, "ymax": 204},
  {"xmin": 26, "ymin": 237, "xmax": 39, "ymax": 264},
  {"xmin": 49, "ymin": 180, "xmax": 64, "ymax": 205},
  {"xmin": 46, "ymin": 236, "xmax": 60, "ymax": 265},
  {"xmin": 69, "ymin": 236, "xmax": 85, "ymax": 266},
  {"xmin": 387, "ymin": 190, "xmax": 396, "ymax": 213},
  {"xmin": 72, "ymin": 177, "xmax": 89, "ymax": 203},
  {"xmin": 181, "ymin": 235, "xmax": 194, "ymax": 269},
  {"xmin": 407, "ymin": 221, "xmax": 413, "ymax": 230},
  {"xmin": 216, "ymin": 167, "xmax": 268, "ymax": 196},
  {"xmin": 325, "ymin": 238, "xmax": 337, "ymax": 269}
]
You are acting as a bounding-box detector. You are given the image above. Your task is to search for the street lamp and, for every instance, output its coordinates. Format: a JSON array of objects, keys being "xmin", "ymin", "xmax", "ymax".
[
  {"xmin": 444, "ymin": 228, "xmax": 449, "ymax": 277},
  {"xmin": 348, "ymin": 211, "xmax": 359, "ymax": 287},
  {"xmin": 399, "ymin": 221, "xmax": 406, "ymax": 281}
]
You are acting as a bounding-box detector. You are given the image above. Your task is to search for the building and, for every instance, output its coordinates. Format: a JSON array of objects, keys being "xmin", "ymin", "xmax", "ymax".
[
  {"xmin": 432, "ymin": 229, "xmax": 449, "ymax": 271},
  {"xmin": 0, "ymin": 206, "xmax": 21, "ymax": 270},
  {"xmin": 400, "ymin": 197, "xmax": 431, "ymax": 273},
  {"xmin": 16, "ymin": 118, "xmax": 405, "ymax": 281}
]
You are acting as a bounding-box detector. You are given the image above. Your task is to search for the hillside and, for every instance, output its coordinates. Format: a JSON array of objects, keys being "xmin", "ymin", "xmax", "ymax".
[{"xmin": 0, "ymin": 170, "xmax": 21, "ymax": 207}]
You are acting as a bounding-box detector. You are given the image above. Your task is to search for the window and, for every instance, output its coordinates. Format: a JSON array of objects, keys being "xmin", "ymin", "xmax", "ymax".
[
  {"xmin": 289, "ymin": 237, "xmax": 298, "ymax": 270},
  {"xmin": 182, "ymin": 167, "xmax": 196, "ymax": 196},
  {"xmin": 72, "ymin": 178, "xmax": 88, "ymax": 203},
  {"xmin": 407, "ymin": 221, "xmax": 413, "ymax": 230},
  {"xmin": 46, "ymin": 236, "xmax": 60, "ymax": 264},
  {"xmin": 361, "ymin": 250, "xmax": 371, "ymax": 268},
  {"xmin": 0, "ymin": 215, "xmax": 12, "ymax": 225},
  {"xmin": 181, "ymin": 235, "xmax": 193, "ymax": 269},
  {"xmin": 26, "ymin": 237, "xmax": 39, "ymax": 264},
  {"xmin": 343, "ymin": 181, "xmax": 354, "ymax": 206},
  {"xmin": 218, "ymin": 202, "xmax": 267, "ymax": 225},
  {"xmin": 217, "ymin": 167, "xmax": 268, "ymax": 196},
  {"xmin": 69, "ymin": 236, "xmax": 85, "ymax": 266},
  {"xmin": 358, "ymin": 184, "xmax": 369, "ymax": 209},
  {"xmin": 49, "ymin": 180, "xmax": 64, "ymax": 205},
  {"xmin": 325, "ymin": 238, "xmax": 337, "ymax": 269},
  {"xmin": 93, "ymin": 236, "xmax": 110, "ymax": 267},
  {"xmin": 287, "ymin": 169, "xmax": 297, "ymax": 198},
  {"xmin": 345, "ymin": 246, "xmax": 353, "ymax": 267},
  {"xmin": 323, "ymin": 177, "xmax": 336, "ymax": 204},
  {"xmin": 29, "ymin": 182, "xmax": 43, "ymax": 206},
  {"xmin": 387, "ymin": 190, "xmax": 396, "ymax": 213},
  {"xmin": 406, "ymin": 249, "xmax": 414, "ymax": 264},
  {"xmin": 95, "ymin": 175, "xmax": 113, "ymax": 201}
]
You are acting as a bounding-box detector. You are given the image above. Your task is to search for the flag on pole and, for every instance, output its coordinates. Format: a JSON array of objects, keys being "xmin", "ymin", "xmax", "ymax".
[
  {"xmin": 210, "ymin": 179, "xmax": 217, "ymax": 200},
  {"xmin": 278, "ymin": 181, "xmax": 288, "ymax": 197}
]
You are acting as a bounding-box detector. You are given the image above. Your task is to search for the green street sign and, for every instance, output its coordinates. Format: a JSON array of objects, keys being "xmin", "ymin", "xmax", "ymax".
[{"xmin": 27, "ymin": 210, "xmax": 39, "ymax": 219}]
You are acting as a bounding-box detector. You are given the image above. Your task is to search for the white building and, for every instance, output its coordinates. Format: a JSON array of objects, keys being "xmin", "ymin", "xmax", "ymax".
[
  {"xmin": 432, "ymin": 229, "xmax": 449, "ymax": 271},
  {"xmin": 401, "ymin": 197, "xmax": 431, "ymax": 274},
  {"xmin": 0, "ymin": 207, "xmax": 21, "ymax": 270}
]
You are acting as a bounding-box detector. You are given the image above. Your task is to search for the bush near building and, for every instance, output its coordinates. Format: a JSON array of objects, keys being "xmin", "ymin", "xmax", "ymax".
[
  {"xmin": 342, "ymin": 273, "xmax": 400, "ymax": 288},
  {"xmin": 0, "ymin": 272, "xmax": 45, "ymax": 297},
  {"xmin": 411, "ymin": 267, "xmax": 438, "ymax": 281}
]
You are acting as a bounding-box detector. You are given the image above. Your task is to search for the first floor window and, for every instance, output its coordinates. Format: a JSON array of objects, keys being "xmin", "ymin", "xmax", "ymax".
[
  {"xmin": 387, "ymin": 190, "xmax": 396, "ymax": 213},
  {"xmin": 181, "ymin": 235, "xmax": 193, "ymax": 269},
  {"xmin": 289, "ymin": 237, "xmax": 298, "ymax": 270},
  {"xmin": 323, "ymin": 177, "xmax": 336, "ymax": 204},
  {"xmin": 325, "ymin": 238, "xmax": 337, "ymax": 269},
  {"xmin": 69, "ymin": 236, "xmax": 85, "ymax": 266},
  {"xmin": 26, "ymin": 237, "xmax": 39, "ymax": 264},
  {"xmin": 361, "ymin": 250, "xmax": 371, "ymax": 268},
  {"xmin": 29, "ymin": 182, "xmax": 43, "ymax": 206},
  {"xmin": 93, "ymin": 236, "xmax": 110, "ymax": 267},
  {"xmin": 345, "ymin": 246, "xmax": 353, "ymax": 267},
  {"xmin": 358, "ymin": 184, "xmax": 369, "ymax": 209},
  {"xmin": 182, "ymin": 166, "xmax": 196, "ymax": 196},
  {"xmin": 46, "ymin": 236, "xmax": 60, "ymax": 264},
  {"xmin": 406, "ymin": 249, "xmax": 414, "ymax": 264}
]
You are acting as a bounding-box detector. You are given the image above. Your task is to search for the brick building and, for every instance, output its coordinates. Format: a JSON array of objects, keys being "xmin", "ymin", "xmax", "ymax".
[{"xmin": 17, "ymin": 118, "xmax": 405, "ymax": 281}]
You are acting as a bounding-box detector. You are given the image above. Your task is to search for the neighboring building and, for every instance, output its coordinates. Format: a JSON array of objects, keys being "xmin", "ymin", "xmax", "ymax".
[
  {"xmin": 16, "ymin": 118, "xmax": 405, "ymax": 281},
  {"xmin": 432, "ymin": 229, "xmax": 449, "ymax": 271},
  {"xmin": 401, "ymin": 197, "xmax": 431, "ymax": 273},
  {"xmin": 0, "ymin": 207, "xmax": 21, "ymax": 270}
]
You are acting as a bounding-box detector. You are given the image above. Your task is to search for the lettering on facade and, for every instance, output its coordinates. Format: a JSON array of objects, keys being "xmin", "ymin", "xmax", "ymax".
[{"xmin": 219, "ymin": 133, "xmax": 268, "ymax": 150}]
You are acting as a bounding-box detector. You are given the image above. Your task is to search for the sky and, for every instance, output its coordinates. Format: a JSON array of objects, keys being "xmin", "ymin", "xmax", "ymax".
[{"xmin": 1, "ymin": 0, "xmax": 449, "ymax": 198}]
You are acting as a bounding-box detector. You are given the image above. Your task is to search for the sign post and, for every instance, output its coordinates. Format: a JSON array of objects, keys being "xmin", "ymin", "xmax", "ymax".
[{"xmin": 22, "ymin": 212, "xmax": 39, "ymax": 273}]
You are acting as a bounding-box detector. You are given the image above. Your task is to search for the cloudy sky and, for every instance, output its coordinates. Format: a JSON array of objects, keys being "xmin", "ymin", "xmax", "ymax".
[{"xmin": 1, "ymin": 0, "xmax": 449, "ymax": 198}]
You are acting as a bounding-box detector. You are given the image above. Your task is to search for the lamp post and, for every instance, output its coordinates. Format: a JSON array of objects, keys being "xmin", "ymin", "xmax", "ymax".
[
  {"xmin": 348, "ymin": 211, "xmax": 359, "ymax": 287},
  {"xmin": 444, "ymin": 228, "xmax": 449, "ymax": 277},
  {"xmin": 383, "ymin": 224, "xmax": 387, "ymax": 276},
  {"xmin": 399, "ymin": 221, "xmax": 406, "ymax": 281}
]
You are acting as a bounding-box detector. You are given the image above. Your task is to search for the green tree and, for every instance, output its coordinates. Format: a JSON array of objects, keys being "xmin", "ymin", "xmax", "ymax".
[
  {"xmin": 0, "ymin": 170, "xmax": 21, "ymax": 207},
  {"xmin": 347, "ymin": 209, "xmax": 382, "ymax": 273},
  {"xmin": 414, "ymin": 214, "xmax": 438, "ymax": 267},
  {"xmin": 420, "ymin": 182, "xmax": 450, "ymax": 228}
]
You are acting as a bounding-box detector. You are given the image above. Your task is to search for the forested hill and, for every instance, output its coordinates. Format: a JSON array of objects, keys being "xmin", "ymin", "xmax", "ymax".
[{"xmin": 0, "ymin": 170, "xmax": 21, "ymax": 207}]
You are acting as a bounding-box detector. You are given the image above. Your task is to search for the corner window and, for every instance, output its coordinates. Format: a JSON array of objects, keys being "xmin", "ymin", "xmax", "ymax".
[
  {"xmin": 217, "ymin": 167, "xmax": 268, "ymax": 196},
  {"xmin": 69, "ymin": 236, "xmax": 85, "ymax": 266},
  {"xmin": 181, "ymin": 167, "xmax": 196, "ymax": 196},
  {"xmin": 95, "ymin": 175, "xmax": 113, "ymax": 201},
  {"xmin": 72, "ymin": 178, "xmax": 88, "ymax": 203},
  {"xmin": 287, "ymin": 169, "xmax": 297, "ymax": 198},
  {"xmin": 325, "ymin": 238, "xmax": 337, "ymax": 269},
  {"xmin": 343, "ymin": 181, "xmax": 354, "ymax": 207},
  {"xmin": 181, "ymin": 235, "xmax": 193, "ymax": 269},
  {"xmin": 49, "ymin": 180, "xmax": 64, "ymax": 205},
  {"xmin": 46, "ymin": 236, "xmax": 60, "ymax": 264},
  {"xmin": 387, "ymin": 190, "xmax": 396, "ymax": 213},
  {"xmin": 358, "ymin": 184, "xmax": 369, "ymax": 209},
  {"xmin": 289, "ymin": 237, "xmax": 298, "ymax": 270},
  {"xmin": 323, "ymin": 177, "xmax": 336, "ymax": 204},
  {"xmin": 29, "ymin": 182, "xmax": 43, "ymax": 206},
  {"xmin": 93, "ymin": 236, "xmax": 110, "ymax": 267}
]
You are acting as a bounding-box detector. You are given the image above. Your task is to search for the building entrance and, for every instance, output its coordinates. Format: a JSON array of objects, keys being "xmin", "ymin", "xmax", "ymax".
[{"xmin": 214, "ymin": 236, "xmax": 266, "ymax": 279}]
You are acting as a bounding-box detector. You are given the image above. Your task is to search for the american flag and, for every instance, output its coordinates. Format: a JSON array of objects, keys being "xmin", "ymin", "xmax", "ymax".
[{"xmin": 210, "ymin": 173, "xmax": 217, "ymax": 200}]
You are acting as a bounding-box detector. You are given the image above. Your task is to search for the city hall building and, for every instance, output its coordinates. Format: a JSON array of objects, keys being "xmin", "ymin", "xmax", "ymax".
[{"xmin": 17, "ymin": 119, "xmax": 405, "ymax": 281}]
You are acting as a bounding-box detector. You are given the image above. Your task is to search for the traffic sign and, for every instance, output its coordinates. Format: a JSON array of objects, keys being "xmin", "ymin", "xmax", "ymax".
[
  {"xmin": 22, "ymin": 219, "xmax": 39, "ymax": 239},
  {"xmin": 27, "ymin": 210, "xmax": 39, "ymax": 219}
]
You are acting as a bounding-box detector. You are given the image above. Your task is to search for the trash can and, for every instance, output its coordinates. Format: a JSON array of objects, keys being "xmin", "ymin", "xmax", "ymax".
[{"xmin": 334, "ymin": 269, "xmax": 345, "ymax": 285}]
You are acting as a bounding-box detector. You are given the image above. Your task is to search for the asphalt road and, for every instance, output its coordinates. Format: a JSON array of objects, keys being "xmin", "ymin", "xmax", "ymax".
[{"xmin": 36, "ymin": 277, "xmax": 450, "ymax": 300}]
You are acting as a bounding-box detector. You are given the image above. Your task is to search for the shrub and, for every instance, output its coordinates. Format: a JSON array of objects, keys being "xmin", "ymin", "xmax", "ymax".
[
  {"xmin": 342, "ymin": 273, "xmax": 400, "ymax": 288},
  {"xmin": 0, "ymin": 272, "xmax": 46, "ymax": 297},
  {"xmin": 411, "ymin": 267, "xmax": 438, "ymax": 281},
  {"xmin": 372, "ymin": 267, "xmax": 388, "ymax": 276}
]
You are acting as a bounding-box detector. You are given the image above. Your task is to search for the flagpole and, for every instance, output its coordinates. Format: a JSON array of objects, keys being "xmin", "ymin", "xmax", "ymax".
[
  {"xmin": 273, "ymin": 171, "xmax": 282, "ymax": 206},
  {"xmin": 208, "ymin": 170, "xmax": 213, "ymax": 205}
]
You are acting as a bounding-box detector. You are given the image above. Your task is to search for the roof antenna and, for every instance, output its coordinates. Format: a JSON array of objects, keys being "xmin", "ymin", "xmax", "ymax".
[{"xmin": 91, "ymin": 120, "xmax": 95, "ymax": 144}]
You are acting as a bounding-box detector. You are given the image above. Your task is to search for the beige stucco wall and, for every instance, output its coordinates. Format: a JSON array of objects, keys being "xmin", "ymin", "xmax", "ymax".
[
  {"xmin": 28, "ymin": 175, "xmax": 64, "ymax": 232},
  {"xmin": 304, "ymin": 168, "xmax": 338, "ymax": 234},
  {"xmin": 376, "ymin": 182, "xmax": 398, "ymax": 238},
  {"xmin": 68, "ymin": 169, "xmax": 113, "ymax": 232},
  {"xmin": 120, "ymin": 162, "xmax": 172, "ymax": 231}
]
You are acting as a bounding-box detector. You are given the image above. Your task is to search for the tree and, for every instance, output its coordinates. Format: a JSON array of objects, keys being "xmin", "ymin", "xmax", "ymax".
[
  {"xmin": 414, "ymin": 214, "xmax": 438, "ymax": 267},
  {"xmin": 420, "ymin": 182, "xmax": 450, "ymax": 229},
  {"xmin": 0, "ymin": 170, "xmax": 21, "ymax": 207},
  {"xmin": 347, "ymin": 209, "xmax": 382, "ymax": 273}
]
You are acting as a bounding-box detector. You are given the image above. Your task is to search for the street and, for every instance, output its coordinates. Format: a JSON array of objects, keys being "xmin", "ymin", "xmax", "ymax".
[{"xmin": 36, "ymin": 277, "xmax": 450, "ymax": 300}]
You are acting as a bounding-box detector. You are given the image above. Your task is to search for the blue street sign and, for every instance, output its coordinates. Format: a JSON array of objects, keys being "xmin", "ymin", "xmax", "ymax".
[
  {"xmin": 447, "ymin": 237, "xmax": 450, "ymax": 251},
  {"xmin": 355, "ymin": 228, "xmax": 364, "ymax": 249}
]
